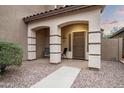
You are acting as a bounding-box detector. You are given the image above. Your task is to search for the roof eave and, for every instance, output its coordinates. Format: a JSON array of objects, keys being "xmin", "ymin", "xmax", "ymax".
[
  {"xmin": 110, "ymin": 27, "xmax": 124, "ymax": 38},
  {"xmin": 23, "ymin": 5, "xmax": 104, "ymax": 24}
]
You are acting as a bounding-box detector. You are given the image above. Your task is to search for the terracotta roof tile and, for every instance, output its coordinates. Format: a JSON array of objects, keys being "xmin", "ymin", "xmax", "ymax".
[{"xmin": 23, "ymin": 5, "xmax": 104, "ymax": 24}]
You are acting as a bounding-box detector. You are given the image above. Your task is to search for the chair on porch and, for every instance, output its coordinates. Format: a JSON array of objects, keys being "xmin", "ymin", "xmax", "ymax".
[
  {"xmin": 43, "ymin": 48, "xmax": 50, "ymax": 57},
  {"xmin": 61, "ymin": 48, "xmax": 68, "ymax": 59}
]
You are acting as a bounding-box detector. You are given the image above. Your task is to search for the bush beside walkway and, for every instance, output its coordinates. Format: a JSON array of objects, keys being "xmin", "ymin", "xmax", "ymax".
[{"xmin": 0, "ymin": 41, "xmax": 23, "ymax": 74}]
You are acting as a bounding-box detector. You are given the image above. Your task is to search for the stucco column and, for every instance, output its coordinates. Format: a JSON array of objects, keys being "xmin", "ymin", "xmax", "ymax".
[
  {"xmin": 27, "ymin": 28, "xmax": 36, "ymax": 60},
  {"xmin": 50, "ymin": 25, "xmax": 61, "ymax": 63},
  {"xmin": 88, "ymin": 19, "xmax": 101, "ymax": 69}
]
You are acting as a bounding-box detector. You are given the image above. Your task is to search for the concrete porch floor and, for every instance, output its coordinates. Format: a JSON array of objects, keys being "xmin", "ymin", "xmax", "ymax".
[{"xmin": 34, "ymin": 58, "xmax": 88, "ymax": 69}]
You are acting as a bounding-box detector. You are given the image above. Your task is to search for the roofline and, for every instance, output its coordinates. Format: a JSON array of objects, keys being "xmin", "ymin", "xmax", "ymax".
[
  {"xmin": 110, "ymin": 27, "xmax": 124, "ymax": 38},
  {"xmin": 23, "ymin": 5, "xmax": 104, "ymax": 24}
]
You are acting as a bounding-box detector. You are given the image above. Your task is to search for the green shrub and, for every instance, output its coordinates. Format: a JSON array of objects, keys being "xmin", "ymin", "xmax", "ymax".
[{"xmin": 0, "ymin": 41, "xmax": 23, "ymax": 73}]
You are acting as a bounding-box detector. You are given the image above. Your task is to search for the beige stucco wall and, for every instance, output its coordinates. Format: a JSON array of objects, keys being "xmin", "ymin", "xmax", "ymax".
[
  {"xmin": 36, "ymin": 29, "xmax": 49, "ymax": 59},
  {"xmin": 0, "ymin": 5, "xmax": 53, "ymax": 60},
  {"xmin": 27, "ymin": 6, "xmax": 102, "ymax": 68},
  {"xmin": 28, "ymin": 6, "xmax": 101, "ymax": 29},
  {"xmin": 61, "ymin": 23, "xmax": 88, "ymax": 59}
]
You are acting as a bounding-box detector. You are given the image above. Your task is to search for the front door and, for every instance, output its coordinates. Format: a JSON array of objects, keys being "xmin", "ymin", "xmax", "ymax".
[{"xmin": 73, "ymin": 32, "xmax": 85, "ymax": 59}]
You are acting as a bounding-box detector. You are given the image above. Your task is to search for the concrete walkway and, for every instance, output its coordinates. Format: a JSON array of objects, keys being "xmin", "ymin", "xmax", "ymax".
[{"xmin": 31, "ymin": 66, "xmax": 81, "ymax": 88}]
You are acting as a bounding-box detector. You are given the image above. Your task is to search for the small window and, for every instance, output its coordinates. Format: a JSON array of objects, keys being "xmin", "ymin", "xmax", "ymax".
[{"xmin": 69, "ymin": 34, "xmax": 71, "ymax": 51}]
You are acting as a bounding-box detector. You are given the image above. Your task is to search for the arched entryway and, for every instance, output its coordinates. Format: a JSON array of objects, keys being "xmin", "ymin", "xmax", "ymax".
[
  {"xmin": 59, "ymin": 21, "xmax": 89, "ymax": 60},
  {"xmin": 28, "ymin": 26, "xmax": 50, "ymax": 60},
  {"xmin": 26, "ymin": 5, "xmax": 103, "ymax": 69}
]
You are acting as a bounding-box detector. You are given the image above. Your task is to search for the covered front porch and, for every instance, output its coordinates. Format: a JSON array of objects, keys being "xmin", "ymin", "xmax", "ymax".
[
  {"xmin": 25, "ymin": 5, "xmax": 103, "ymax": 69},
  {"xmin": 32, "ymin": 22, "xmax": 88, "ymax": 60}
]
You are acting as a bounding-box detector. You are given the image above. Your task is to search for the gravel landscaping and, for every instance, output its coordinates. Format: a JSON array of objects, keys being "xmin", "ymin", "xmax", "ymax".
[
  {"xmin": 71, "ymin": 61, "xmax": 124, "ymax": 88},
  {"xmin": 0, "ymin": 59, "xmax": 60, "ymax": 88},
  {"xmin": 0, "ymin": 59, "xmax": 124, "ymax": 88}
]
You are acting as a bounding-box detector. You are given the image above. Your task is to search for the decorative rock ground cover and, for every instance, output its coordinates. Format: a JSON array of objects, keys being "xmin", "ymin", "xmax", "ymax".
[{"xmin": 0, "ymin": 59, "xmax": 124, "ymax": 88}]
